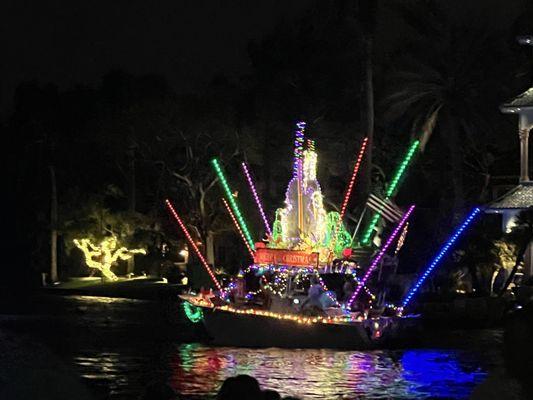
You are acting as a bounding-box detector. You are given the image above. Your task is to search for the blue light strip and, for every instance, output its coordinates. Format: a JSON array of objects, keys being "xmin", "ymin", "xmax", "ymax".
[{"xmin": 400, "ymin": 207, "xmax": 482, "ymax": 310}]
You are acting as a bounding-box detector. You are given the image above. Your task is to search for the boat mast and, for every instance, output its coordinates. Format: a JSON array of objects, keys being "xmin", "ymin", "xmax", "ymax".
[{"xmin": 294, "ymin": 122, "xmax": 306, "ymax": 238}]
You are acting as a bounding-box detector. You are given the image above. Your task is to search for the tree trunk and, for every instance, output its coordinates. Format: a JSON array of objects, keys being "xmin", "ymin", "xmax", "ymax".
[
  {"xmin": 127, "ymin": 139, "xmax": 136, "ymax": 274},
  {"xmin": 441, "ymin": 110, "xmax": 465, "ymax": 219},
  {"xmin": 49, "ymin": 165, "xmax": 58, "ymax": 283},
  {"xmin": 206, "ymin": 232, "xmax": 215, "ymax": 266},
  {"xmin": 355, "ymin": 0, "xmax": 376, "ymax": 227},
  {"xmin": 360, "ymin": 27, "xmax": 374, "ymax": 203},
  {"xmin": 500, "ymin": 240, "xmax": 529, "ymax": 295}
]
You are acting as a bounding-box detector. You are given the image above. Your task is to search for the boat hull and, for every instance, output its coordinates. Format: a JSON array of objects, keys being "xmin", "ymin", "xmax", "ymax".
[{"xmin": 202, "ymin": 308, "xmax": 420, "ymax": 349}]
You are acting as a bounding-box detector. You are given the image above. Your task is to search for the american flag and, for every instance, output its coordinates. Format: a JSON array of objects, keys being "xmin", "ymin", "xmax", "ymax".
[{"xmin": 366, "ymin": 194, "xmax": 403, "ymax": 223}]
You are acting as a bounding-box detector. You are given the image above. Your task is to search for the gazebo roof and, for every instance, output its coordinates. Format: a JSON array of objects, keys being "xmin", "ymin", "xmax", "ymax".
[
  {"xmin": 486, "ymin": 182, "xmax": 533, "ymax": 210},
  {"xmin": 501, "ymin": 87, "xmax": 533, "ymax": 112}
]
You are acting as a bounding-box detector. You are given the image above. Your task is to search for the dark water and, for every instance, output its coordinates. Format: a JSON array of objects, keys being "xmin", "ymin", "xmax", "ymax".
[{"xmin": 1, "ymin": 294, "xmax": 502, "ymax": 399}]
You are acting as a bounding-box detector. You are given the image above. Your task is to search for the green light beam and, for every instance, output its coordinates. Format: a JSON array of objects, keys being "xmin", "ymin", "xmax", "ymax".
[
  {"xmin": 360, "ymin": 140, "xmax": 420, "ymax": 245},
  {"xmin": 211, "ymin": 158, "xmax": 255, "ymax": 249}
]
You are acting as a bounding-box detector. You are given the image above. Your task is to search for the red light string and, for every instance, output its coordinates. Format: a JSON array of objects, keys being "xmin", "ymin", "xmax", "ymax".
[
  {"xmin": 339, "ymin": 137, "xmax": 369, "ymax": 224},
  {"xmin": 222, "ymin": 198, "xmax": 255, "ymax": 259},
  {"xmin": 165, "ymin": 199, "xmax": 222, "ymax": 291},
  {"xmin": 330, "ymin": 137, "xmax": 369, "ymax": 251}
]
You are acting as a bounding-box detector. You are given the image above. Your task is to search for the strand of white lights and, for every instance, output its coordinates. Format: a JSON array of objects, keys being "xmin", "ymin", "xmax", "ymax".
[{"xmin": 216, "ymin": 305, "xmax": 364, "ymax": 325}]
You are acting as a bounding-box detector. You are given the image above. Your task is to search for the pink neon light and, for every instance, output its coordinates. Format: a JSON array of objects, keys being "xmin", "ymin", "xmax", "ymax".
[
  {"xmin": 346, "ymin": 205, "xmax": 415, "ymax": 308},
  {"xmin": 222, "ymin": 198, "xmax": 255, "ymax": 258},
  {"xmin": 165, "ymin": 199, "xmax": 222, "ymax": 291},
  {"xmin": 241, "ymin": 162, "xmax": 272, "ymax": 236}
]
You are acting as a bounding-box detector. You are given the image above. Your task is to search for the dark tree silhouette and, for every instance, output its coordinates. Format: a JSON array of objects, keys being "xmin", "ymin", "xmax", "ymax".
[
  {"xmin": 501, "ymin": 207, "xmax": 533, "ymax": 295},
  {"xmin": 382, "ymin": 1, "xmax": 523, "ymax": 217}
]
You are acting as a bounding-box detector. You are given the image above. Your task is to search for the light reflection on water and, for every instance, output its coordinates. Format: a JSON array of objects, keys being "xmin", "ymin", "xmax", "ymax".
[
  {"xmin": 14, "ymin": 295, "xmax": 497, "ymax": 400},
  {"xmin": 165, "ymin": 344, "xmax": 488, "ymax": 399}
]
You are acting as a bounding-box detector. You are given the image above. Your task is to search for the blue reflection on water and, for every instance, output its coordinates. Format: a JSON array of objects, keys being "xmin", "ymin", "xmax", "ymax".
[{"xmin": 401, "ymin": 350, "xmax": 487, "ymax": 399}]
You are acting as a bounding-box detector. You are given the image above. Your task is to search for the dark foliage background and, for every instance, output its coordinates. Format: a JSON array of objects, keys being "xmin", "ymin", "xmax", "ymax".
[{"xmin": 3, "ymin": 0, "xmax": 533, "ymax": 292}]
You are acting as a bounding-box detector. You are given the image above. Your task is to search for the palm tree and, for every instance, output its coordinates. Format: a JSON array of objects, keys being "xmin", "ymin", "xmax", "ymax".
[
  {"xmin": 49, "ymin": 165, "xmax": 58, "ymax": 283},
  {"xmin": 382, "ymin": 2, "xmax": 519, "ymax": 215},
  {"xmin": 354, "ymin": 0, "xmax": 378, "ymax": 201}
]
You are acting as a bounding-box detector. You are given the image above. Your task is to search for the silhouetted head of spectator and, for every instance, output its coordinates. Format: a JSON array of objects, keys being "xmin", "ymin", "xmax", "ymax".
[
  {"xmin": 262, "ymin": 389, "xmax": 281, "ymax": 400},
  {"xmin": 139, "ymin": 381, "xmax": 176, "ymax": 400},
  {"xmin": 504, "ymin": 303, "xmax": 533, "ymax": 397},
  {"xmin": 217, "ymin": 375, "xmax": 261, "ymax": 400}
]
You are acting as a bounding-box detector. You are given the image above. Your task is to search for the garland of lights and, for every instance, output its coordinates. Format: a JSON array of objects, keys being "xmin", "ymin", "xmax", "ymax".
[
  {"xmin": 324, "ymin": 211, "xmax": 352, "ymax": 256},
  {"xmin": 347, "ymin": 205, "xmax": 416, "ymax": 308},
  {"xmin": 394, "ymin": 222, "xmax": 409, "ymax": 255},
  {"xmin": 360, "ymin": 140, "xmax": 420, "ymax": 245},
  {"xmin": 303, "ymin": 139, "xmax": 317, "ymax": 186},
  {"xmin": 264, "ymin": 271, "xmax": 289, "ymax": 296},
  {"xmin": 293, "ymin": 271, "xmax": 310, "ymax": 287},
  {"xmin": 182, "ymin": 301, "xmax": 204, "ymax": 323},
  {"xmin": 400, "ymin": 207, "xmax": 481, "ymax": 311},
  {"xmin": 217, "ymin": 304, "xmax": 364, "ymax": 325},
  {"xmin": 222, "ymin": 198, "xmax": 255, "ymax": 258},
  {"xmin": 220, "ymin": 281, "xmax": 238, "ymax": 300},
  {"xmin": 165, "ymin": 199, "xmax": 223, "ymax": 291},
  {"xmin": 241, "ymin": 162, "xmax": 272, "ymax": 237},
  {"xmin": 315, "ymin": 270, "xmax": 342, "ymax": 307},
  {"xmin": 211, "ymin": 159, "xmax": 255, "ymax": 249},
  {"xmin": 245, "ymin": 287, "xmax": 263, "ymax": 300}
]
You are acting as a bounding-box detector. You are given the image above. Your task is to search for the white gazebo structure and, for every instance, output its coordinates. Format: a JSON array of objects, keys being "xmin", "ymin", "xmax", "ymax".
[{"xmin": 486, "ymin": 85, "xmax": 533, "ymax": 278}]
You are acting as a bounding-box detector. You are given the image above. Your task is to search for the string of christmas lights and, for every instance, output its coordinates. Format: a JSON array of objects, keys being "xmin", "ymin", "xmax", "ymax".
[
  {"xmin": 211, "ymin": 158, "xmax": 255, "ymax": 249},
  {"xmin": 394, "ymin": 222, "xmax": 409, "ymax": 255},
  {"xmin": 314, "ymin": 270, "xmax": 340, "ymax": 307},
  {"xmin": 165, "ymin": 199, "xmax": 223, "ymax": 291},
  {"xmin": 333, "ymin": 137, "xmax": 369, "ymax": 246},
  {"xmin": 222, "ymin": 198, "xmax": 255, "ymax": 258},
  {"xmin": 400, "ymin": 207, "xmax": 481, "ymax": 311},
  {"xmin": 182, "ymin": 301, "xmax": 204, "ymax": 323},
  {"xmin": 360, "ymin": 141, "xmax": 420, "ymax": 245},
  {"xmin": 73, "ymin": 237, "xmax": 146, "ymax": 281},
  {"xmin": 216, "ymin": 304, "xmax": 363, "ymax": 325},
  {"xmin": 293, "ymin": 121, "xmax": 306, "ymax": 179},
  {"xmin": 264, "ymin": 271, "xmax": 289, "ymax": 296},
  {"xmin": 347, "ymin": 205, "xmax": 416, "ymax": 308},
  {"xmin": 348, "ymin": 272, "xmax": 376, "ymax": 301},
  {"xmin": 241, "ymin": 162, "xmax": 272, "ymax": 237}
]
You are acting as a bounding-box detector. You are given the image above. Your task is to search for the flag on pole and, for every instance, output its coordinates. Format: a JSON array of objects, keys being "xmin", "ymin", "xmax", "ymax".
[{"xmin": 366, "ymin": 194, "xmax": 403, "ymax": 223}]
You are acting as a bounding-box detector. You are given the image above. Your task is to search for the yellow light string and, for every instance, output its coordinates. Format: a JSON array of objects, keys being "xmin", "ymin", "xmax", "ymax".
[
  {"xmin": 165, "ymin": 200, "xmax": 223, "ymax": 292},
  {"xmin": 73, "ymin": 237, "xmax": 146, "ymax": 281}
]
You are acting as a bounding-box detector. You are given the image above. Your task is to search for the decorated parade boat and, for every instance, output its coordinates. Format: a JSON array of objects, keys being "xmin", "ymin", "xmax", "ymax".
[{"xmin": 167, "ymin": 122, "xmax": 482, "ymax": 349}]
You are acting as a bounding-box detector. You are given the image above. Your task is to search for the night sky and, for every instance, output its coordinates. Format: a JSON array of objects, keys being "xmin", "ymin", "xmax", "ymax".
[
  {"xmin": 1, "ymin": 0, "xmax": 311, "ymax": 115},
  {"xmin": 1, "ymin": 0, "xmax": 529, "ymax": 116}
]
